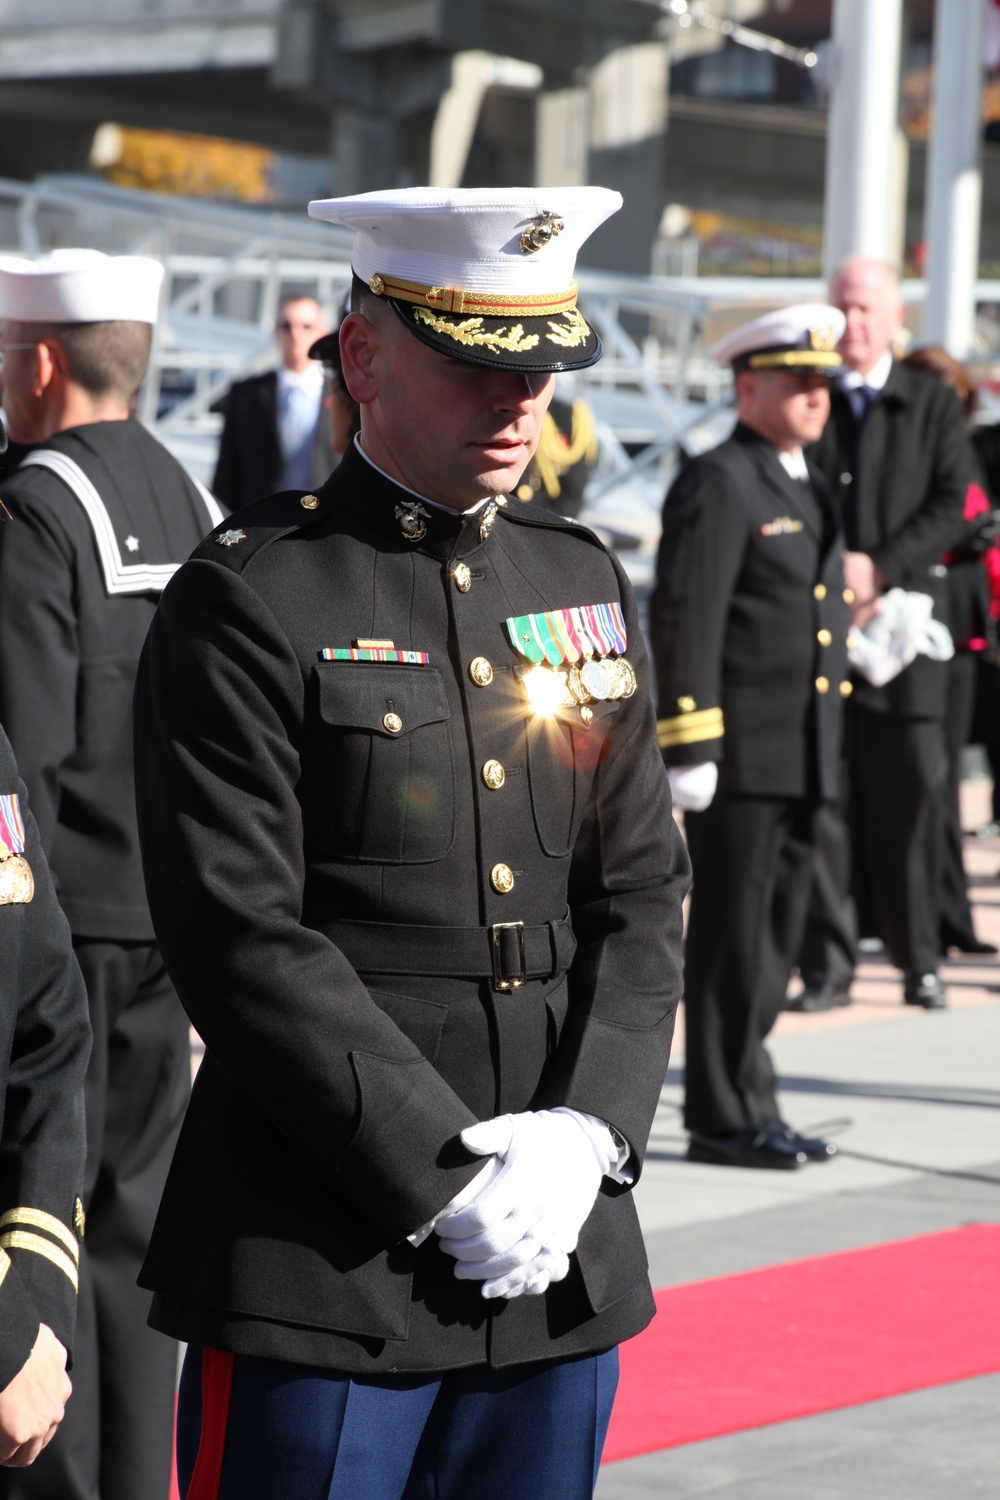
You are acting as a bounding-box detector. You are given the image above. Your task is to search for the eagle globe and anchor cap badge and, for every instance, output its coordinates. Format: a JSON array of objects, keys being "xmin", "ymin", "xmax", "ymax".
[{"xmin": 307, "ymin": 185, "xmax": 622, "ymax": 375}]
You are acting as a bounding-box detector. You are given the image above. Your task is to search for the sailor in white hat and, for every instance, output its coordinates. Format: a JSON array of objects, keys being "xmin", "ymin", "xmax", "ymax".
[
  {"xmin": 0, "ymin": 250, "xmax": 221, "ymax": 1500},
  {"xmin": 131, "ymin": 187, "xmax": 689, "ymax": 1498},
  {"xmin": 650, "ymin": 302, "xmax": 852, "ymax": 1171}
]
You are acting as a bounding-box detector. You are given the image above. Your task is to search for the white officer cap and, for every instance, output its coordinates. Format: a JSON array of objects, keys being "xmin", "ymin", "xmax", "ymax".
[
  {"xmin": 307, "ymin": 186, "xmax": 622, "ymax": 373},
  {"xmin": 711, "ymin": 303, "xmax": 846, "ymax": 374},
  {"xmin": 0, "ymin": 249, "xmax": 164, "ymax": 325}
]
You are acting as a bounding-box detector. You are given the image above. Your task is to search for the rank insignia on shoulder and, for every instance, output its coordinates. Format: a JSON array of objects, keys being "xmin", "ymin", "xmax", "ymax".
[
  {"xmin": 319, "ymin": 647, "xmax": 430, "ymax": 664},
  {"xmin": 0, "ymin": 794, "xmax": 33, "ymax": 905},
  {"xmin": 216, "ymin": 528, "xmax": 247, "ymax": 548},
  {"xmin": 760, "ymin": 516, "xmax": 803, "ymax": 536}
]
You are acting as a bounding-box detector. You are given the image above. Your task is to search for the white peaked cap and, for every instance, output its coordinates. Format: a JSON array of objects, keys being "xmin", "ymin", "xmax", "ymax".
[
  {"xmin": 711, "ymin": 303, "xmax": 846, "ymax": 370},
  {"xmin": 308, "ymin": 186, "xmax": 622, "ymax": 296},
  {"xmin": 0, "ymin": 249, "xmax": 164, "ymax": 324}
]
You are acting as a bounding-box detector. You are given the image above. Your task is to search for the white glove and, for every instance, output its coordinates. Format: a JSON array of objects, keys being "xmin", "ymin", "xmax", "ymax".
[
  {"xmin": 435, "ymin": 1108, "xmax": 617, "ymax": 1299},
  {"xmin": 847, "ymin": 587, "xmax": 954, "ymax": 686},
  {"xmin": 668, "ymin": 761, "xmax": 718, "ymax": 812}
]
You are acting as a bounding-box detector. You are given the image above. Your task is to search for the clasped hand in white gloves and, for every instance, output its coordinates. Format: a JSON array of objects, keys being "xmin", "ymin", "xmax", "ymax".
[
  {"xmin": 667, "ymin": 761, "xmax": 718, "ymax": 812},
  {"xmin": 433, "ymin": 1109, "xmax": 617, "ymax": 1301}
]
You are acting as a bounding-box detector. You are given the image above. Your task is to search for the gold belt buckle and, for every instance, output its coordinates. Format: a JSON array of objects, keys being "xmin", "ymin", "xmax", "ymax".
[{"xmin": 490, "ymin": 921, "xmax": 526, "ymax": 991}]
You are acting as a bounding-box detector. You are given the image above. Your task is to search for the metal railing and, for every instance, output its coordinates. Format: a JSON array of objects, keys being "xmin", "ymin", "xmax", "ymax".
[{"xmin": 3, "ymin": 172, "xmax": 1000, "ymax": 571}]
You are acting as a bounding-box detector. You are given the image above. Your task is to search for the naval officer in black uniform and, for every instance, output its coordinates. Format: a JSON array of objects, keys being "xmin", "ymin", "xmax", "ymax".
[
  {"xmin": 0, "ymin": 250, "xmax": 223, "ymax": 1500},
  {"xmin": 0, "ymin": 720, "xmax": 90, "ymax": 1470},
  {"xmin": 133, "ymin": 187, "xmax": 688, "ymax": 1499},
  {"xmin": 650, "ymin": 306, "xmax": 851, "ymax": 1170},
  {"xmin": 0, "ymin": 384, "xmax": 91, "ymax": 1469}
]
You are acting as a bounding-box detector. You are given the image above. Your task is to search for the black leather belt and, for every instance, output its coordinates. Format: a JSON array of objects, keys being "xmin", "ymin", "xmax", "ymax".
[{"xmin": 318, "ymin": 915, "xmax": 576, "ymax": 992}]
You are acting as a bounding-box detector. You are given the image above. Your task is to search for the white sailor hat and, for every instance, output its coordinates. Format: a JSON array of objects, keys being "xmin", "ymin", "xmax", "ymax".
[
  {"xmin": 711, "ymin": 303, "xmax": 846, "ymax": 375},
  {"xmin": 0, "ymin": 249, "xmax": 164, "ymax": 325},
  {"xmin": 307, "ymin": 186, "xmax": 622, "ymax": 373}
]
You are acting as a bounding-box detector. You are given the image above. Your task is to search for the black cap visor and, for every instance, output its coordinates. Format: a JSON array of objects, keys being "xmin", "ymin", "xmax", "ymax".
[{"xmin": 389, "ymin": 297, "xmax": 603, "ymax": 373}]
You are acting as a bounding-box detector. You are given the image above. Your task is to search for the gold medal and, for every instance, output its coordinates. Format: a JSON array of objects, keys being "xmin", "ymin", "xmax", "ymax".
[
  {"xmin": 580, "ymin": 659, "xmax": 614, "ymax": 701},
  {"xmin": 0, "ymin": 854, "xmax": 34, "ymax": 905},
  {"xmin": 568, "ymin": 664, "xmax": 591, "ymax": 705}
]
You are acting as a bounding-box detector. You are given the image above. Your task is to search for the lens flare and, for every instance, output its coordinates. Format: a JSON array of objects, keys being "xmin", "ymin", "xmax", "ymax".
[{"xmin": 523, "ymin": 665, "xmax": 568, "ymax": 716}]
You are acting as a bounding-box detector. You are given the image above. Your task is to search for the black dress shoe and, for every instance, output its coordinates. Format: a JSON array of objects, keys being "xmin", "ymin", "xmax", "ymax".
[
  {"xmin": 687, "ymin": 1128, "xmax": 806, "ymax": 1170},
  {"xmin": 787, "ymin": 980, "xmax": 853, "ymax": 1013},
  {"xmin": 945, "ymin": 936, "xmax": 998, "ymax": 956},
  {"xmin": 903, "ymin": 971, "xmax": 947, "ymax": 1009},
  {"xmin": 771, "ymin": 1121, "xmax": 837, "ymax": 1161}
]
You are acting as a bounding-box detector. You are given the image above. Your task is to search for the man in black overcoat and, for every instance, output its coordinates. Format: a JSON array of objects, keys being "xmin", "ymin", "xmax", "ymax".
[
  {"xmin": 212, "ymin": 293, "xmax": 335, "ymax": 510},
  {"xmin": 134, "ymin": 188, "xmax": 688, "ymax": 1498},
  {"xmin": 650, "ymin": 305, "xmax": 851, "ymax": 1170},
  {"xmin": 0, "ymin": 250, "xmax": 223, "ymax": 1500},
  {"xmin": 809, "ymin": 259, "xmax": 970, "ymax": 1009}
]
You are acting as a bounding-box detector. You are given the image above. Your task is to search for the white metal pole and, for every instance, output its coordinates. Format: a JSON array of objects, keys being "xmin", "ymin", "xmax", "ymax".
[
  {"xmin": 822, "ymin": 0, "xmax": 905, "ymax": 279},
  {"xmin": 924, "ymin": 0, "xmax": 986, "ymax": 356}
]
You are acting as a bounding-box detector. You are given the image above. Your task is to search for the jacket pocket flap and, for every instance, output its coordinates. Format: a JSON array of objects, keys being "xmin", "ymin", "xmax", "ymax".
[{"xmin": 316, "ymin": 664, "xmax": 450, "ymax": 736}]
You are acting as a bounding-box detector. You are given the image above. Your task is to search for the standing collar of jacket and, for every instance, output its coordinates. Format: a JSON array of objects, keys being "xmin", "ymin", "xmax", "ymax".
[{"xmin": 327, "ymin": 439, "xmax": 498, "ymax": 560}]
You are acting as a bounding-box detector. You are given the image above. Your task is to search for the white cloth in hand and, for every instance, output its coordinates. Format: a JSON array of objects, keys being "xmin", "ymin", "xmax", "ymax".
[
  {"xmin": 668, "ymin": 761, "xmax": 718, "ymax": 812},
  {"xmin": 848, "ymin": 587, "xmax": 954, "ymax": 686},
  {"xmin": 436, "ymin": 1108, "xmax": 617, "ymax": 1299}
]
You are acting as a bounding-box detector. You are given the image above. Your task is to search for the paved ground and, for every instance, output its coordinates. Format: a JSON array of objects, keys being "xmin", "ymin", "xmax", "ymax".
[{"xmin": 597, "ymin": 790, "xmax": 1000, "ymax": 1498}]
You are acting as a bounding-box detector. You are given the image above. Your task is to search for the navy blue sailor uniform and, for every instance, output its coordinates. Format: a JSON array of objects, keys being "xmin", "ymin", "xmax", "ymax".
[
  {"xmin": 0, "ymin": 724, "xmax": 90, "ymax": 1400},
  {"xmin": 132, "ymin": 440, "xmax": 688, "ymax": 1386},
  {"xmin": 0, "ymin": 419, "xmax": 222, "ymax": 1500},
  {"xmin": 649, "ymin": 422, "xmax": 851, "ymax": 1137}
]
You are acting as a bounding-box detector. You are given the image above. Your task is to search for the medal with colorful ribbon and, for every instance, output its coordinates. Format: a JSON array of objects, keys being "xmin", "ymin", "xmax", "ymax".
[
  {"xmin": 0, "ymin": 794, "xmax": 34, "ymax": 905},
  {"xmin": 504, "ymin": 602, "xmax": 636, "ymax": 721}
]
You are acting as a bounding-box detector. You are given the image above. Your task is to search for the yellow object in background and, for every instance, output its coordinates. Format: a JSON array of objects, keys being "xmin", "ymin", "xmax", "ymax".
[{"xmin": 90, "ymin": 123, "xmax": 273, "ymax": 203}]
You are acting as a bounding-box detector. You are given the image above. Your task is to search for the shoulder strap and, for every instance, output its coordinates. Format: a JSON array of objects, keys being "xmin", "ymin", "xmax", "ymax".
[{"xmin": 20, "ymin": 449, "xmax": 185, "ymax": 597}]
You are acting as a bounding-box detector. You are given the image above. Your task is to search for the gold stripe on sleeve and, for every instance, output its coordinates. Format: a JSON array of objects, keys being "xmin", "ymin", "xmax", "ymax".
[
  {"xmin": 657, "ymin": 709, "xmax": 724, "ymax": 749},
  {"xmin": 0, "ymin": 1208, "xmax": 79, "ymax": 1263},
  {"xmin": 0, "ymin": 1231, "xmax": 79, "ymax": 1291},
  {"xmin": 0, "ymin": 1248, "xmax": 10, "ymax": 1292}
]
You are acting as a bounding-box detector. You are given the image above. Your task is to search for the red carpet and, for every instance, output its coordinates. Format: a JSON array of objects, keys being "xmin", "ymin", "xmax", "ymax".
[{"xmin": 604, "ymin": 1224, "xmax": 1000, "ymax": 1462}]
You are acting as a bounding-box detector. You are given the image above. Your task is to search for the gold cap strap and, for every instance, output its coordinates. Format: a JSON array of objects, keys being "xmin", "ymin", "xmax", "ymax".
[
  {"xmin": 368, "ymin": 274, "xmax": 578, "ymax": 318},
  {"xmin": 748, "ymin": 350, "xmax": 842, "ymax": 370}
]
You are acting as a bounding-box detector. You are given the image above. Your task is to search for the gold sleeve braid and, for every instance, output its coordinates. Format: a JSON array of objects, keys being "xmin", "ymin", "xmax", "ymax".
[
  {"xmin": 532, "ymin": 400, "xmax": 599, "ymax": 501},
  {"xmin": 656, "ymin": 707, "xmax": 724, "ymax": 749},
  {"xmin": 0, "ymin": 1207, "xmax": 80, "ymax": 1291}
]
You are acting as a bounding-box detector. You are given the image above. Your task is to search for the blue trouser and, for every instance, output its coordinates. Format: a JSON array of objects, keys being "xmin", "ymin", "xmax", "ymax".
[{"xmin": 177, "ymin": 1343, "xmax": 619, "ymax": 1500}]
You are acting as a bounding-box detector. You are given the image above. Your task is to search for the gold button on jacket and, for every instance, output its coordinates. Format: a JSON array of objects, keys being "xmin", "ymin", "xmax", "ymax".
[
  {"xmin": 482, "ymin": 760, "xmax": 505, "ymax": 790},
  {"xmin": 815, "ymin": 676, "xmax": 829, "ymax": 694},
  {"xmin": 453, "ymin": 563, "xmax": 472, "ymax": 593},
  {"xmin": 490, "ymin": 862, "xmax": 514, "ymax": 893},
  {"xmin": 383, "ymin": 712, "xmax": 403, "ymax": 734},
  {"xmin": 817, "ymin": 629, "xmax": 832, "ymax": 646},
  {"xmin": 469, "ymin": 657, "xmax": 493, "ymax": 687}
]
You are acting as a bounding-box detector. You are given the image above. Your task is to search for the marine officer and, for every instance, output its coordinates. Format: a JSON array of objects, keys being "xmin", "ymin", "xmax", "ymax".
[
  {"xmin": 650, "ymin": 305, "xmax": 850, "ymax": 1170},
  {"xmin": 0, "ymin": 250, "xmax": 223, "ymax": 1500},
  {"xmin": 133, "ymin": 188, "xmax": 689, "ymax": 1498}
]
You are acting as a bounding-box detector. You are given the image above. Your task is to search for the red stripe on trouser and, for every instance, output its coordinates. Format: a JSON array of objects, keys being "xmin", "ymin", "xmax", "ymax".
[{"xmin": 186, "ymin": 1349, "xmax": 235, "ymax": 1500}]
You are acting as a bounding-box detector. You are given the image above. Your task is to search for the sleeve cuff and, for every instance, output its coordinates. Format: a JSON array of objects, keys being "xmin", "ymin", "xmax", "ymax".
[{"xmin": 656, "ymin": 707, "xmax": 724, "ymax": 750}]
